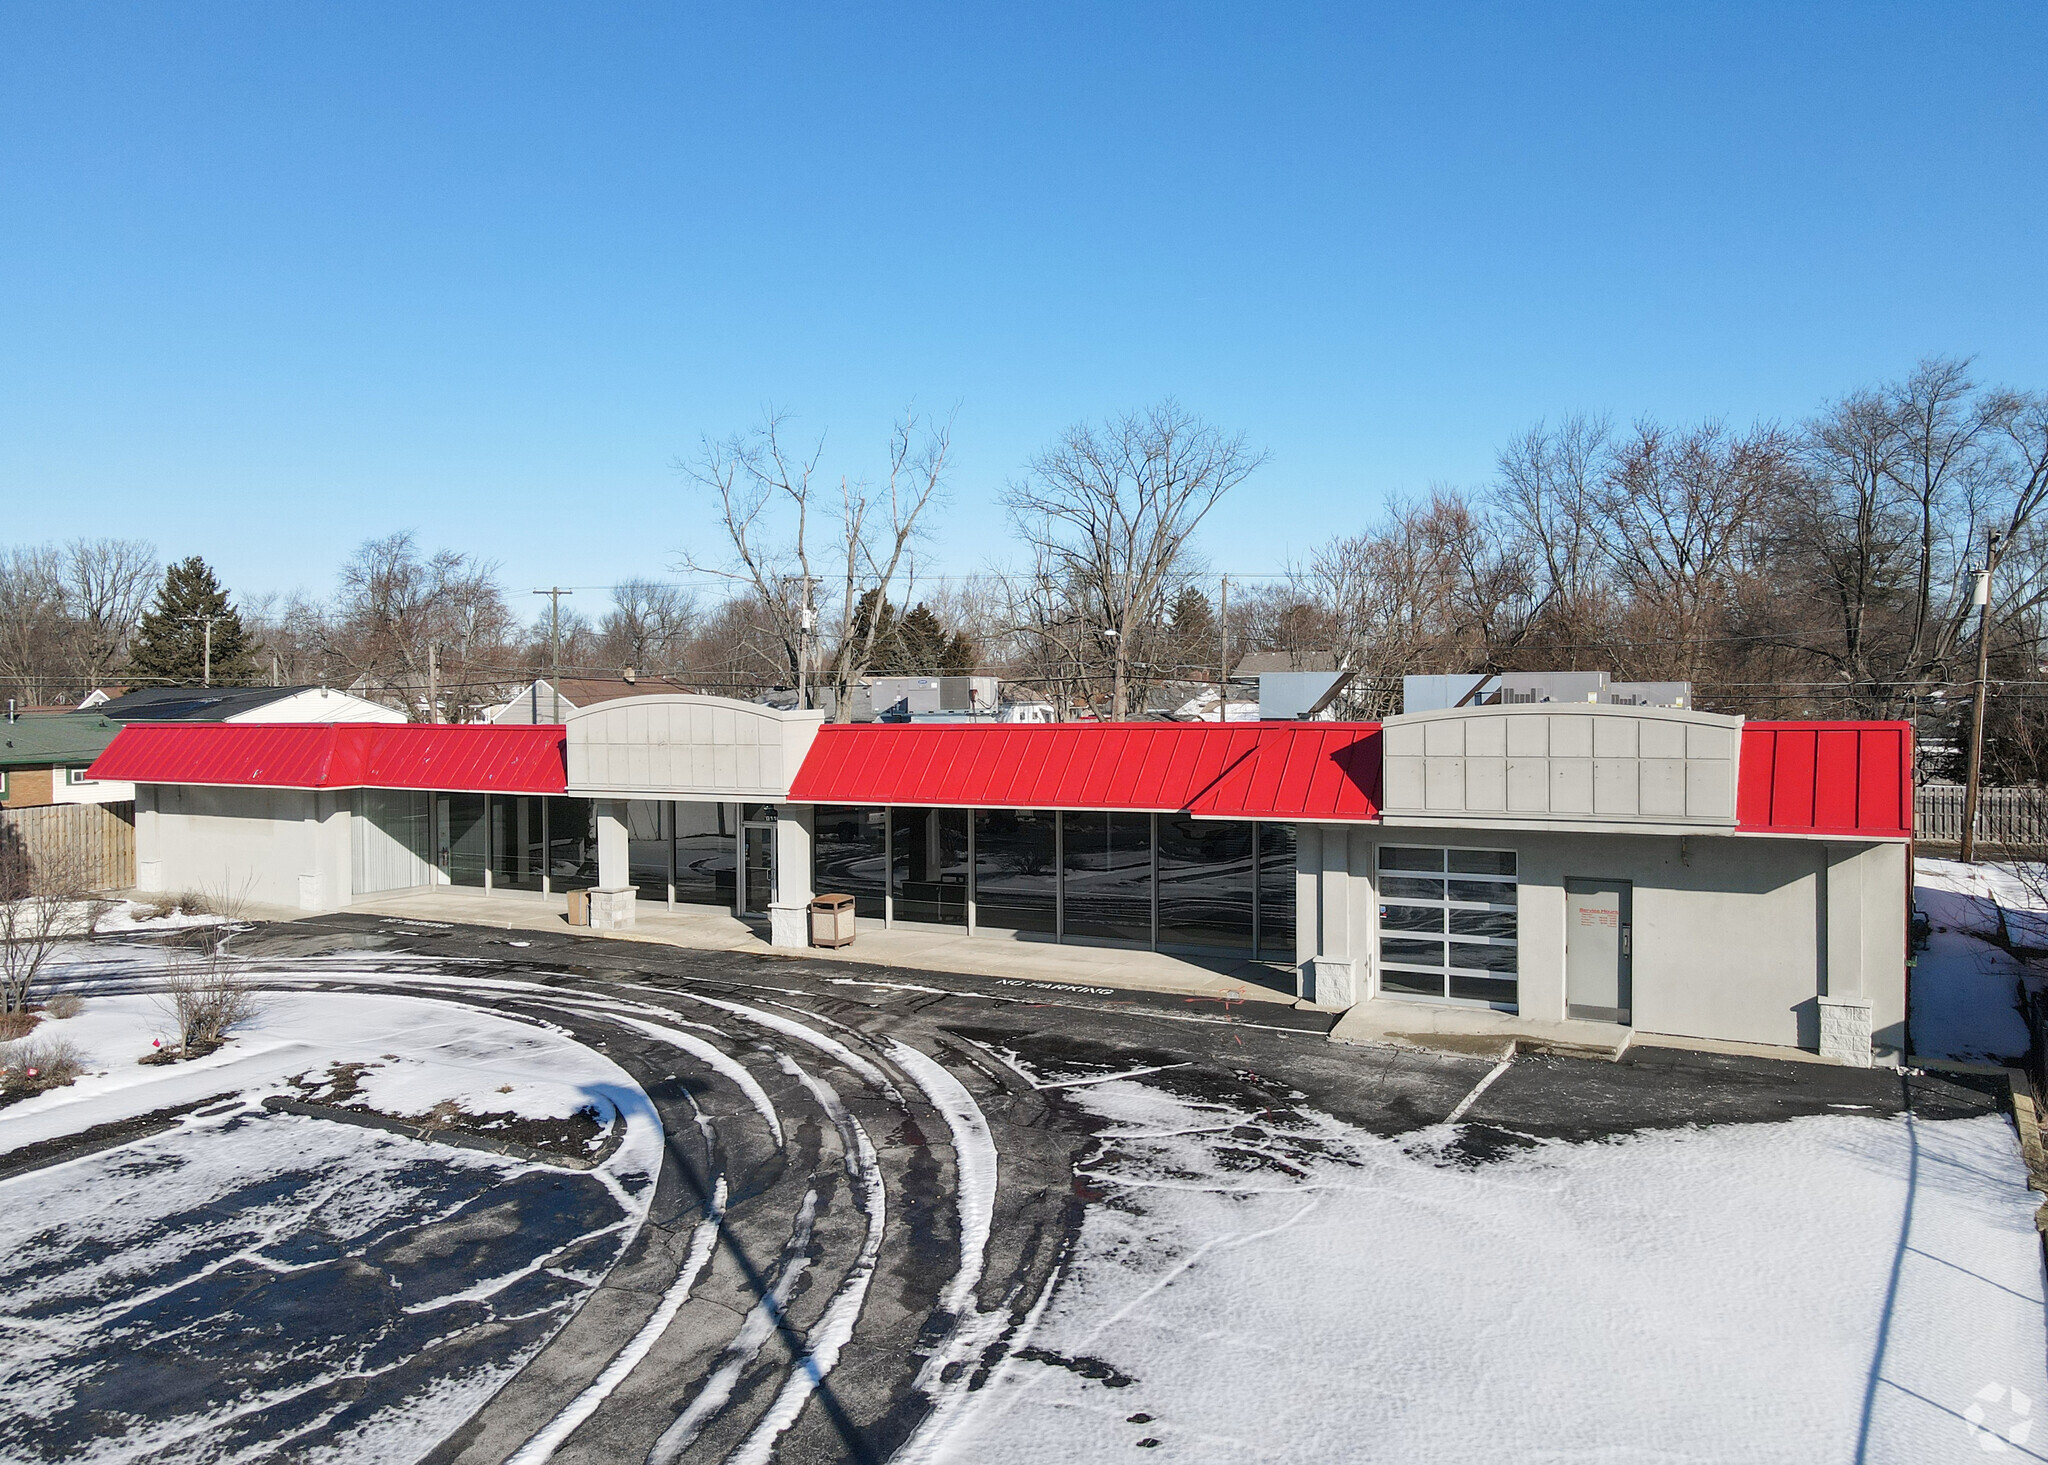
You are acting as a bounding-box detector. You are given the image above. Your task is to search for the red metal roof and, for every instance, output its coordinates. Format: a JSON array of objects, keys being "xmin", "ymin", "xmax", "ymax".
[
  {"xmin": 87, "ymin": 722, "xmax": 567, "ymax": 795},
  {"xmin": 1735, "ymin": 721, "xmax": 1913, "ymax": 838},
  {"xmin": 86, "ymin": 711, "xmax": 1915, "ymax": 841},
  {"xmin": 786, "ymin": 722, "xmax": 1384, "ymax": 821}
]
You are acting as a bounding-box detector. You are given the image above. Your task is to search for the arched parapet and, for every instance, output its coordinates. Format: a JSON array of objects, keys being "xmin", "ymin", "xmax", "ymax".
[
  {"xmin": 1380, "ymin": 702, "xmax": 1743, "ymax": 834},
  {"xmin": 564, "ymin": 695, "xmax": 825, "ymax": 802}
]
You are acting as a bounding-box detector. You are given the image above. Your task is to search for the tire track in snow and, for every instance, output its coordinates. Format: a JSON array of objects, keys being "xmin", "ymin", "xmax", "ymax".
[
  {"xmin": 646, "ymin": 1189, "xmax": 820, "ymax": 1465},
  {"xmin": 618, "ymin": 982, "xmax": 903, "ymax": 1101},
  {"xmin": 589, "ymin": 1012, "xmax": 786, "ymax": 1148},
  {"xmin": 723, "ymin": 1054, "xmax": 888, "ymax": 1465},
  {"xmin": 886, "ymin": 1040, "xmax": 997, "ymax": 1315},
  {"xmin": 502, "ymin": 1174, "xmax": 728, "ymax": 1465}
]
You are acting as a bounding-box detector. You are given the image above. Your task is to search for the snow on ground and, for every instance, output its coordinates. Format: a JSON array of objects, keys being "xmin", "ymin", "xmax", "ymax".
[
  {"xmin": 2, "ymin": 1107, "xmax": 643, "ymax": 1464},
  {"xmin": 934, "ymin": 1068, "xmax": 2047, "ymax": 1465},
  {"xmin": 3, "ymin": 976, "xmax": 660, "ymax": 1173},
  {"xmin": 0, "ymin": 950, "xmax": 667, "ymax": 1465},
  {"xmin": 1914, "ymin": 857, "xmax": 2048, "ymax": 1063},
  {"xmin": 1, "ymin": 896, "xmax": 226, "ymax": 939},
  {"xmin": 89, "ymin": 897, "xmax": 228, "ymax": 934}
]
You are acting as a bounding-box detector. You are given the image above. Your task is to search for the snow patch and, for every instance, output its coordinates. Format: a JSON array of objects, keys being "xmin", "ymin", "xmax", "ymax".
[{"xmin": 936, "ymin": 1074, "xmax": 2046, "ymax": 1465}]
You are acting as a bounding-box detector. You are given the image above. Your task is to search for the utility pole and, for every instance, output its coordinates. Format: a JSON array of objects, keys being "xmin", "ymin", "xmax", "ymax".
[
  {"xmin": 427, "ymin": 643, "xmax": 440, "ymax": 724},
  {"xmin": 1962, "ymin": 529, "xmax": 2004, "ymax": 863},
  {"xmin": 1216, "ymin": 575, "xmax": 1229, "ymax": 724},
  {"xmin": 181, "ymin": 614, "xmax": 219, "ymax": 686},
  {"xmin": 797, "ymin": 575, "xmax": 818, "ymax": 712},
  {"xmin": 533, "ymin": 588, "xmax": 572, "ymax": 723}
]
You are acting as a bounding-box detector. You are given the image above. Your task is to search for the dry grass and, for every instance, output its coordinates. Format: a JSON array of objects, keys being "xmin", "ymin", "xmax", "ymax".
[
  {"xmin": 42, "ymin": 992, "xmax": 83, "ymax": 1020},
  {"xmin": 0, "ymin": 1035, "xmax": 84, "ymax": 1100},
  {"xmin": 0, "ymin": 1012, "xmax": 40, "ymax": 1042},
  {"xmin": 142, "ymin": 891, "xmax": 213, "ymax": 920}
]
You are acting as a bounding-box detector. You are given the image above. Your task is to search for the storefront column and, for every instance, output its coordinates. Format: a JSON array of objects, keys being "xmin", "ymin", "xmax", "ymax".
[
  {"xmin": 134, "ymin": 784, "xmax": 163, "ymax": 892},
  {"xmin": 1819, "ymin": 842, "xmax": 1873, "ymax": 1065},
  {"xmin": 589, "ymin": 799, "xmax": 638, "ymax": 930},
  {"xmin": 769, "ymin": 804, "xmax": 815, "ymax": 948},
  {"xmin": 1292, "ymin": 825, "xmax": 1367, "ymax": 1009}
]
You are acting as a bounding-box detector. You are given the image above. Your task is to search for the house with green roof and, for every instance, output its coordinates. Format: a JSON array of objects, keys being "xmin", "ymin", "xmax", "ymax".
[{"xmin": 0, "ymin": 713, "xmax": 130, "ymax": 809}]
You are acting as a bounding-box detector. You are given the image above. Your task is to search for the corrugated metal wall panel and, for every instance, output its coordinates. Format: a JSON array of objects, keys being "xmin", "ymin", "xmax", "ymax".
[{"xmin": 1735, "ymin": 722, "xmax": 1912, "ymax": 838}]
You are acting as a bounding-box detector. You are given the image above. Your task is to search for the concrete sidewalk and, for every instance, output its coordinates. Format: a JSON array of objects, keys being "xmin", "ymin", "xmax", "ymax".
[
  {"xmin": 317, "ymin": 886, "xmax": 1306, "ymax": 1010},
  {"xmin": 184, "ymin": 888, "xmax": 1852, "ymax": 1067},
  {"xmin": 1330, "ymin": 1000, "xmax": 1632, "ymax": 1060}
]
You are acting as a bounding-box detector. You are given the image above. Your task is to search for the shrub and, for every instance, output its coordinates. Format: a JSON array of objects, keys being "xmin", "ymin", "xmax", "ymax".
[
  {"xmin": 42, "ymin": 992, "xmax": 83, "ymax": 1020},
  {"xmin": 0, "ymin": 1012, "xmax": 39, "ymax": 1042},
  {"xmin": 159, "ymin": 955, "xmax": 260, "ymax": 1057},
  {"xmin": 0, "ymin": 1035, "xmax": 84, "ymax": 1100}
]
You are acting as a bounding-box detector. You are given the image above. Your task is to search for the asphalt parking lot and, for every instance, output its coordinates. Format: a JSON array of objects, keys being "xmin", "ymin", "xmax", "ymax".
[{"xmin": 5, "ymin": 915, "xmax": 2012, "ymax": 1465}]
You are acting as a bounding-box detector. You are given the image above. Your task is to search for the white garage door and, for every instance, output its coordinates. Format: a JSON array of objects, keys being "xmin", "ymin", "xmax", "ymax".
[{"xmin": 1376, "ymin": 845, "xmax": 1518, "ymax": 1011}]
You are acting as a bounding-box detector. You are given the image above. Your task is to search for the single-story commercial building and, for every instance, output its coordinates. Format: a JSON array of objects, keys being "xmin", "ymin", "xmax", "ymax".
[{"xmin": 89, "ymin": 695, "xmax": 1914, "ymax": 1065}]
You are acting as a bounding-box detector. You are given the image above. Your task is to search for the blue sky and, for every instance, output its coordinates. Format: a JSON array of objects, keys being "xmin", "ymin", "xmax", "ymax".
[{"xmin": 2, "ymin": 3, "xmax": 2042, "ymax": 615}]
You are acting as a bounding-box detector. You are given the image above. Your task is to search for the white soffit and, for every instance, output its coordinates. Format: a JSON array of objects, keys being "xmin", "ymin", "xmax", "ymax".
[
  {"xmin": 1380, "ymin": 703, "xmax": 1744, "ymax": 832},
  {"xmin": 564, "ymin": 695, "xmax": 824, "ymax": 801}
]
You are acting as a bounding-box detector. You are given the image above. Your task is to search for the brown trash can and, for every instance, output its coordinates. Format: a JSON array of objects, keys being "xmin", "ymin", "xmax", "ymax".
[
  {"xmin": 809, "ymin": 893, "xmax": 856, "ymax": 948},
  {"xmin": 566, "ymin": 888, "xmax": 591, "ymax": 927}
]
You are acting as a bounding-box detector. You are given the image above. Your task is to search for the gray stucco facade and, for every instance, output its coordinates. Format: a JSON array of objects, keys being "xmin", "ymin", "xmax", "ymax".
[
  {"xmin": 1291, "ymin": 820, "xmax": 1906, "ymax": 1060},
  {"xmin": 121, "ymin": 696, "xmax": 1912, "ymax": 1066}
]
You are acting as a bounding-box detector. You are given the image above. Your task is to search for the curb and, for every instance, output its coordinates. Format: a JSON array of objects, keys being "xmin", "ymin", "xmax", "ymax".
[
  {"xmin": 260, "ymin": 1096, "xmax": 622, "ymax": 1172},
  {"xmin": 1909, "ymin": 1056, "xmax": 2048, "ymax": 1230}
]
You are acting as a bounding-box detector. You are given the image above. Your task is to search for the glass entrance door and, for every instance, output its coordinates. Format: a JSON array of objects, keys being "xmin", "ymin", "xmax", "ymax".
[
  {"xmin": 437, "ymin": 794, "xmax": 487, "ymax": 888},
  {"xmin": 742, "ymin": 824, "xmax": 775, "ymax": 916}
]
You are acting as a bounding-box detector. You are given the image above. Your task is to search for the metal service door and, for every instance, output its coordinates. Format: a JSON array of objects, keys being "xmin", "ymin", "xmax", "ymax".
[
  {"xmin": 742, "ymin": 824, "xmax": 775, "ymax": 916},
  {"xmin": 1565, "ymin": 879, "xmax": 1632, "ymax": 1024}
]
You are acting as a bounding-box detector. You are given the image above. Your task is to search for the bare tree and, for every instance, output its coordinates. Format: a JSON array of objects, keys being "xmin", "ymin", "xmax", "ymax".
[
  {"xmin": 0, "ymin": 547, "xmax": 65, "ymax": 707},
  {"xmin": 1494, "ymin": 415, "xmax": 1613, "ymax": 661},
  {"xmin": 243, "ymin": 591, "xmax": 334, "ymax": 687},
  {"xmin": 326, "ymin": 532, "xmax": 514, "ymax": 718},
  {"xmin": 1761, "ymin": 361, "xmax": 2048, "ymax": 717},
  {"xmin": 1596, "ymin": 419, "xmax": 1789, "ymax": 685},
  {"xmin": 599, "ymin": 578, "xmax": 697, "ymax": 673},
  {"xmin": 679, "ymin": 408, "xmax": 953, "ymax": 720},
  {"xmin": 61, "ymin": 538, "xmax": 159, "ymax": 692},
  {"xmin": 1284, "ymin": 491, "xmax": 1529, "ymax": 717},
  {"xmin": 0, "ymin": 840, "xmax": 93, "ymax": 1017},
  {"xmin": 1005, "ymin": 401, "xmax": 1267, "ymax": 719}
]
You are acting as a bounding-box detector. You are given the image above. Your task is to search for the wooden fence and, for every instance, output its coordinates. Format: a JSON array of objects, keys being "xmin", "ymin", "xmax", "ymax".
[
  {"xmin": 0, "ymin": 800, "xmax": 136, "ymax": 891},
  {"xmin": 1915, "ymin": 783, "xmax": 2048, "ymax": 849}
]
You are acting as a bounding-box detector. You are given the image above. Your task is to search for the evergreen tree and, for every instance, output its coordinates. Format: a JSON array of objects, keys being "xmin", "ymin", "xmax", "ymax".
[
  {"xmin": 939, "ymin": 630, "xmax": 977, "ymax": 675},
  {"xmin": 894, "ymin": 604, "xmax": 950, "ymax": 673},
  {"xmin": 1168, "ymin": 586, "xmax": 1216, "ymax": 677},
  {"xmin": 128, "ymin": 556, "xmax": 258, "ymax": 685},
  {"xmin": 847, "ymin": 589, "xmax": 902, "ymax": 669}
]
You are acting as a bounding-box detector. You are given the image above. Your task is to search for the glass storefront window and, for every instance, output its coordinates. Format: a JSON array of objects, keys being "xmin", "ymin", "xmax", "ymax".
[
  {"xmin": 1062, "ymin": 811, "xmax": 1152, "ymax": 943},
  {"xmin": 973, "ymin": 809, "xmax": 1059, "ymax": 935},
  {"xmin": 1257, "ymin": 823, "xmax": 1296, "ymax": 962},
  {"xmin": 814, "ymin": 806, "xmax": 888, "ymax": 918},
  {"xmin": 674, "ymin": 801, "xmax": 734, "ymax": 907},
  {"xmin": 743, "ymin": 824, "xmax": 774, "ymax": 915},
  {"xmin": 547, "ymin": 796, "xmax": 598, "ymax": 892},
  {"xmin": 1156, "ymin": 817, "xmax": 1253, "ymax": 953},
  {"xmin": 891, "ymin": 807, "xmax": 968, "ymax": 925},
  {"xmin": 627, "ymin": 799, "xmax": 670, "ymax": 902},
  {"xmin": 489, "ymin": 794, "xmax": 545, "ymax": 892}
]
